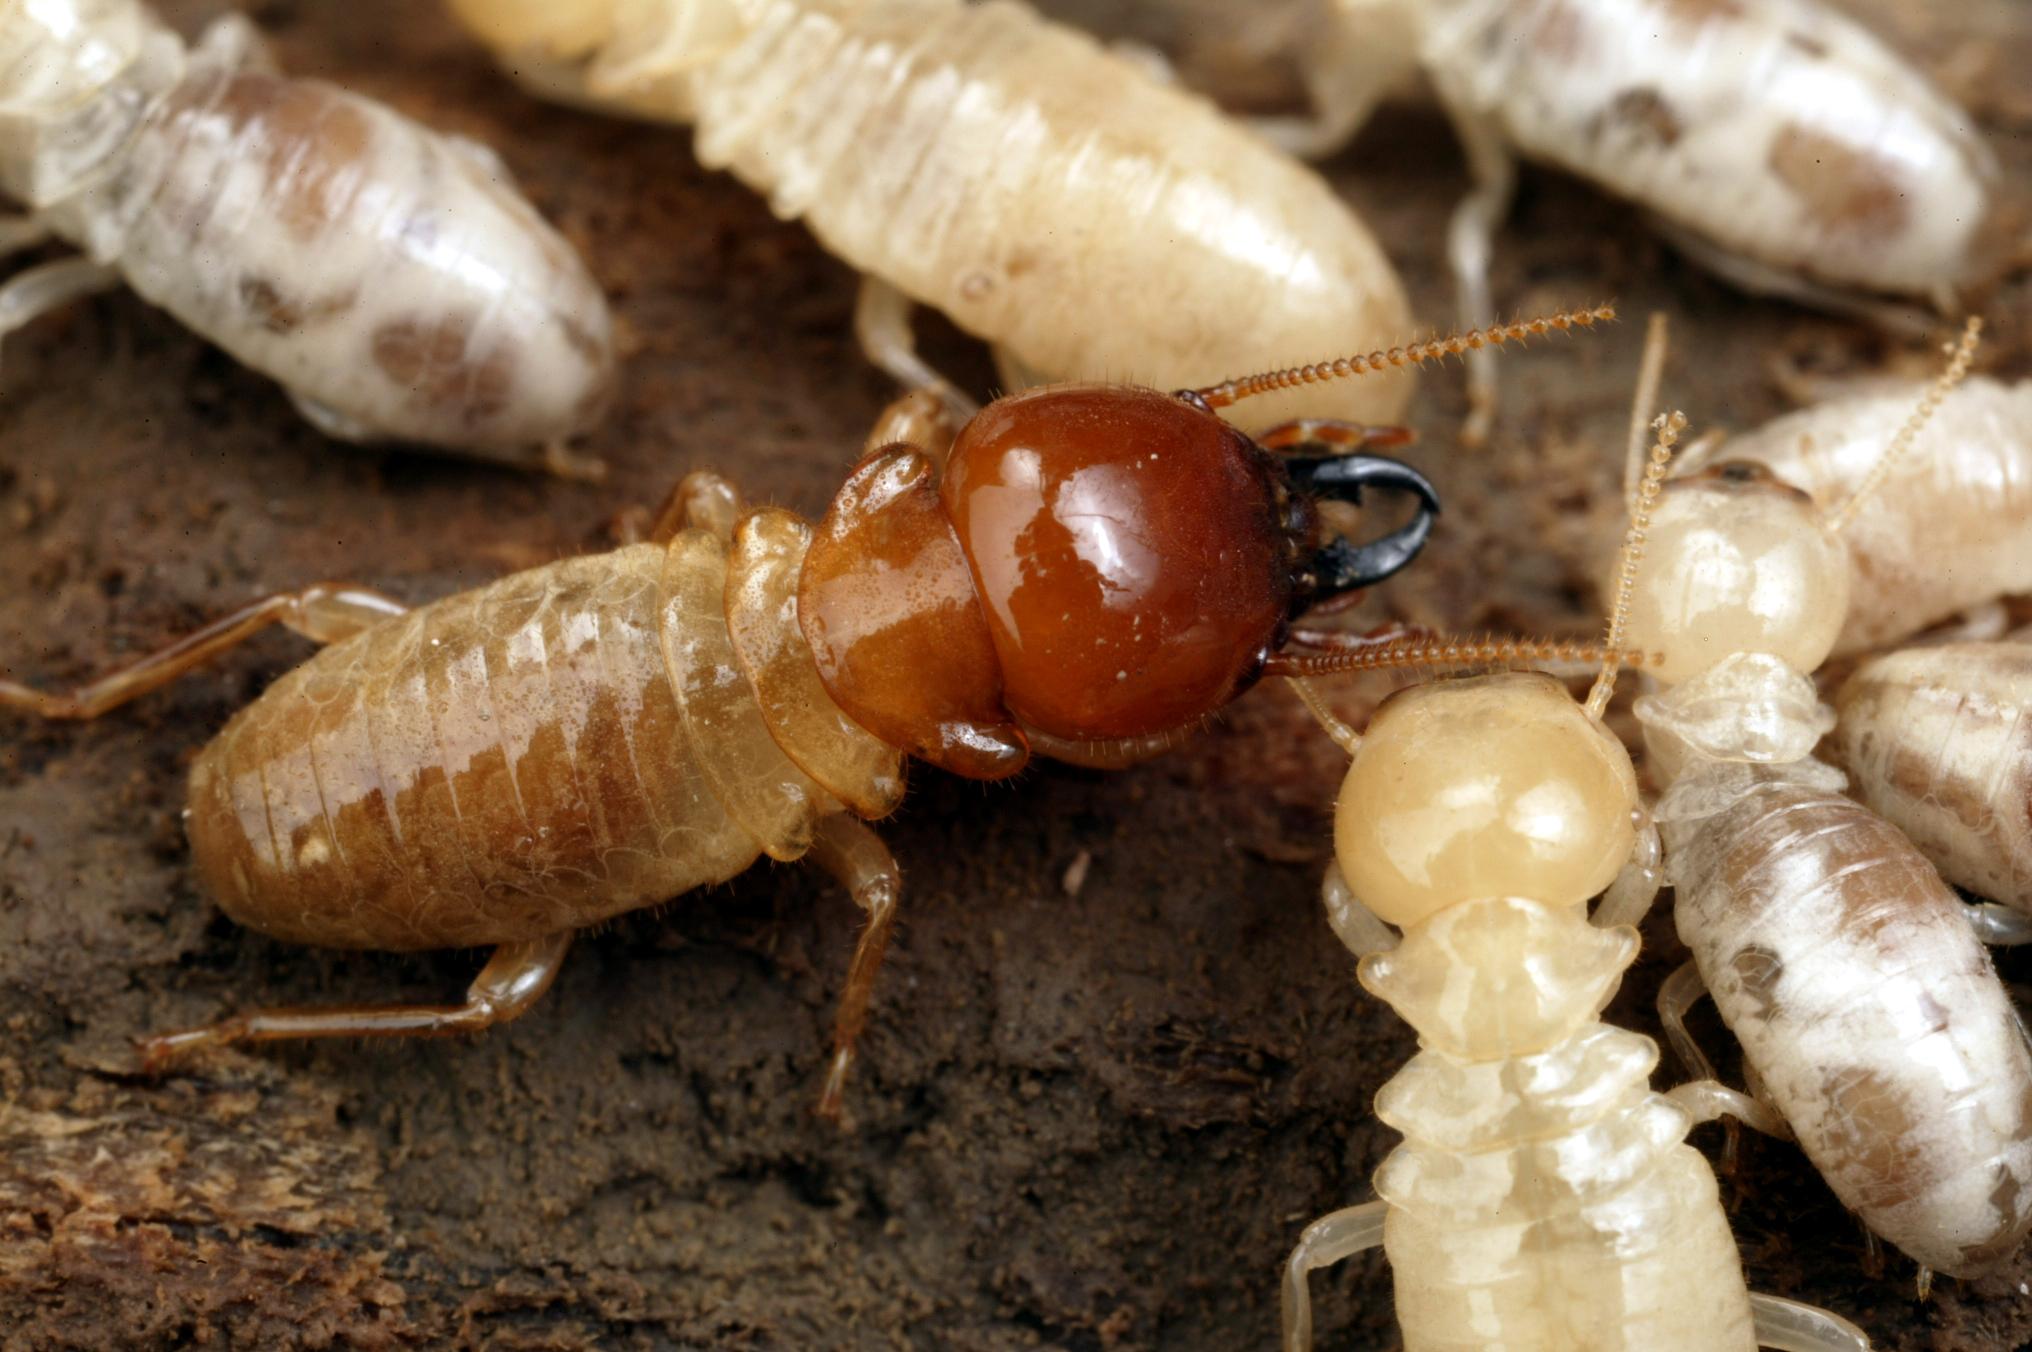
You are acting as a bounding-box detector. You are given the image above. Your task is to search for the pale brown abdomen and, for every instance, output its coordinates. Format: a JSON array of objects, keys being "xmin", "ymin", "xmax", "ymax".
[
  {"xmin": 185, "ymin": 545, "xmax": 758, "ymax": 950},
  {"xmin": 1667, "ymin": 777, "xmax": 2032, "ymax": 1274},
  {"xmin": 1836, "ymin": 641, "xmax": 2032, "ymax": 914}
]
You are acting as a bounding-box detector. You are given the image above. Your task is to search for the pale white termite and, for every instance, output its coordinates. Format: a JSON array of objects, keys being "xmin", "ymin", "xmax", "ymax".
[
  {"xmin": 441, "ymin": 0, "xmax": 1416, "ymax": 431},
  {"xmin": 0, "ymin": 0, "xmax": 616, "ymax": 469},
  {"xmin": 1271, "ymin": 443, "xmax": 1871, "ymax": 1350},
  {"xmin": 1672, "ymin": 375, "xmax": 2032, "ymax": 656},
  {"xmin": 1616, "ymin": 319, "xmax": 2032, "ymax": 1284},
  {"xmin": 1260, "ymin": 0, "xmax": 2022, "ymax": 442},
  {"xmin": 1834, "ymin": 642, "xmax": 2032, "ymax": 925}
]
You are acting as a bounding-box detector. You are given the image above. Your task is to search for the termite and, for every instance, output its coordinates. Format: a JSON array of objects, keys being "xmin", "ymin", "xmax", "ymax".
[
  {"xmin": 441, "ymin": 0, "xmax": 1416, "ymax": 432},
  {"xmin": 1833, "ymin": 642, "xmax": 2032, "ymax": 931},
  {"xmin": 0, "ymin": 311, "xmax": 1604, "ymax": 1119},
  {"xmin": 1673, "ymin": 374, "xmax": 2032, "ymax": 657},
  {"xmin": 1261, "ymin": 0, "xmax": 2021, "ymax": 444},
  {"xmin": 1273, "ymin": 428, "xmax": 1871, "ymax": 1349},
  {"xmin": 0, "ymin": 0, "xmax": 616, "ymax": 470},
  {"xmin": 1615, "ymin": 317, "xmax": 2032, "ymax": 1284}
]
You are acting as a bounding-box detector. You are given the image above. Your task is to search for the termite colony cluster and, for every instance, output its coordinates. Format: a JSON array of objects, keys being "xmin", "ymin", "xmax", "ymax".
[{"xmin": 1, "ymin": 0, "xmax": 2026, "ymax": 1346}]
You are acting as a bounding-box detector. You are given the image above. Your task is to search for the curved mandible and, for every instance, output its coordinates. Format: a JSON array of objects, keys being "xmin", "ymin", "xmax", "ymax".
[{"xmin": 1286, "ymin": 453, "xmax": 1441, "ymax": 594}]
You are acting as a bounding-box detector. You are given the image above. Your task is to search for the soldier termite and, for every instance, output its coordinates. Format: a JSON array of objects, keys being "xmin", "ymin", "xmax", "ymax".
[
  {"xmin": 441, "ymin": 0, "xmax": 1417, "ymax": 433},
  {"xmin": 0, "ymin": 310, "xmax": 1604, "ymax": 1120},
  {"xmin": 1259, "ymin": 0, "xmax": 2022, "ymax": 445},
  {"xmin": 1612, "ymin": 317, "xmax": 2032, "ymax": 1285},
  {"xmin": 0, "ymin": 0, "xmax": 615, "ymax": 471},
  {"xmin": 1271, "ymin": 427, "xmax": 1871, "ymax": 1349}
]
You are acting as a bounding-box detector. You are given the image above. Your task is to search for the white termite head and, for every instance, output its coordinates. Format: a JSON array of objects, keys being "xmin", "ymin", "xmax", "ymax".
[
  {"xmin": 1618, "ymin": 464, "xmax": 1850, "ymax": 685},
  {"xmin": 1331, "ymin": 672, "xmax": 1640, "ymax": 930},
  {"xmin": 440, "ymin": 0, "xmax": 618, "ymax": 57}
]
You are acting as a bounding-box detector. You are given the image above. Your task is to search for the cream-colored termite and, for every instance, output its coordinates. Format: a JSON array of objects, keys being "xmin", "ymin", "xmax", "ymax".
[
  {"xmin": 1258, "ymin": 0, "xmax": 2021, "ymax": 444},
  {"xmin": 441, "ymin": 0, "xmax": 1415, "ymax": 431},
  {"xmin": 0, "ymin": 0, "xmax": 615, "ymax": 470},
  {"xmin": 1271, "ymin": 425, "xmax": 1871, "ymax": 1350},
  {"xmin": 1615, "ymin": 317, "xmax": 2032, "ymax": 1286}
]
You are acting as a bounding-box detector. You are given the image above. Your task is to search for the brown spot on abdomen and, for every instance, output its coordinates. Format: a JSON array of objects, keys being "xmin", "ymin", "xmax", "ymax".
[
  {"xmin": 1817, "ymin": 1063, "xmax": 1931, "ymax": 1211},
  {"xmin": 1607, "ymin": 87, "xmax": 1683, "ymax": 147},
  {"xmin": 1727, "ymin": 943, "xmax": 1785, "ymax": 1020},
  {"xmin": 372, "ymin": 314, "xmax": 514, "ymax": 428},
  {"xmin": 1768, "ymin": 125, "xmax": 1911, "ymax": 241},
  {"xmin": 208, "ymin": 73, "xmax": 376, "ymax": 242}
]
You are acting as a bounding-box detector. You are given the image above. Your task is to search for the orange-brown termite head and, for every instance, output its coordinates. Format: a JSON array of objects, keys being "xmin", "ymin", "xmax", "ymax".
[
  {"xmin": 796, "ymin": 306, "xmax": 1617, "ymax": 780},
  {"xmin": 797, "ymin": 384, "xmax": 1434, "ymax": 779}
]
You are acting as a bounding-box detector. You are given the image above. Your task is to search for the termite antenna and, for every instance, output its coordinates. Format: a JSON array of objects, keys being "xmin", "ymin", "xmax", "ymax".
[
  {"xmin": 1824, "ymin": 316, "xmax": 1983, "ymax": 535},
  {"xmin": 1187, "ymin": 304, "xmax": 1617, "ymax": 411},
  {"xmin": 1264, "ymin": 632, "xmax": 1657, "ymax": 681},
  {"xmin": 1624, "ymin": 313, "xmax": 1670, "ymax": 510},
  {"xmin": 1584, "ymin": 409, "xmax": 1685, "ymax": 720},
  {"xmin": 1289, "ymin": 677, "xmax": 1364, "ymax": 755}
]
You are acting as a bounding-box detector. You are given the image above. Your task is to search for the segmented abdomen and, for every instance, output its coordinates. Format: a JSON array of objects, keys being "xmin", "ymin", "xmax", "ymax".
[
  {"xmin": 627, "ymin": 0, "xmax": 1413, "ymax": 425},
  {"xmin": 1837, "ymin": 642, "xmax": 2032, "ymax": 913},
  {"xmin": 46, "ymin": 52, "xmax": 613, "ymax": 454},
  {"xmin": 1430, "ymin": 0, "xmax": 2009, "ymax": 297},
  {"xmin": 185, "ymin": 546, "xmax": 759, "ymax": 950},
  {"xmin": 1667, "ymin": 778, "xmax": 2032, "ymax": 1274}
]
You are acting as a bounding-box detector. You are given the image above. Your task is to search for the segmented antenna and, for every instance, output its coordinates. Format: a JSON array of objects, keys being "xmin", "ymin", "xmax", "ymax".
[
  {"xmin": 1289, "ymin": 677, "xmax": 1364, "ymax": 754},
  {"xmin": 1624, "ymin": 313, "xmax": 1670, "ymax": 511},
  {"xmin": 1584, "ymin": 410, "xmax": 1685, "ymax": 720},
  {"xmin": 1191, "ymin": 305, "xmax": 1616, "ymax": 410},
  {"xmin": 1265, "ymin": 632, "xmax": 1656, "ymax": 681},
  {"xmin": 1824, "ymin": 316, "xmax": 1983, "ymax": 535}
]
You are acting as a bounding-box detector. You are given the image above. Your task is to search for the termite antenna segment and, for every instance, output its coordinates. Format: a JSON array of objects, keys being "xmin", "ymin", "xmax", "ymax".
[
  {"xmin": 1625, "ymin": 313, "xmax": 1670, "ymax": 510},
  {"xmin": 1824, "ymin": 316, "xmax": 1983, "ymax": 535},
  {"xmin": 1289, "ymin": 677, "xmax": 1364, "ymax": 755},
  {"xmin": 1586, "ymin": 409, "xmax": 1684, "ymax": 720},
  {"xmin": 1188, "ymin": 304, "xmax": 1616, "ymax": 410},
  {"xmin": 1262, "ymin": 632, "xmax": 1657, "ymax": 680}
]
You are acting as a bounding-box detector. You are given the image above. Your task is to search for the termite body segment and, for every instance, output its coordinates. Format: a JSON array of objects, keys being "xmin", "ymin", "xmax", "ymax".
[
  {"xmin": 0, "ymin": 0, "xmax": 615, "ymax": 464},
  {"xmin": 1835, "ymin": 642, "xmax": 2032, "ymax": 916},
  {"xmin": 1, "ymin": 362, "xmax": 1452, "ymax": 1116},
  {"xmin": 443, "ymin": 0, "xmax": 1414, "ymax": 430},
  {"xmin": 1273, "ymin": 0, "xmax": 2017, "ymax": 438},
  {"xmin": 1621, "ymin": 328, "xmax": 2032, "ymax": 1278},
  {"xmin": 1677, "ymin": 378, "xmax": 2032, "ymax": 657},
  {"xmin": 1285, "ymin": 673, "xmax": 1868, "ymax": 1351}
]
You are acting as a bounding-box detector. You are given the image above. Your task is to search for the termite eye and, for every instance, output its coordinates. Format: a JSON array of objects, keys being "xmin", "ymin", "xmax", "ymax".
[
  {"xmin": 937, "ymin": 386, "xmax": 1298, "ymax": 741},
  {"xmin": 1333, "ymin": 674, "xmax": 1640, "ymax": 929},
  {"xmin": 1619, "ymin": 472, "xmax": 1848, "ymax": 683}
]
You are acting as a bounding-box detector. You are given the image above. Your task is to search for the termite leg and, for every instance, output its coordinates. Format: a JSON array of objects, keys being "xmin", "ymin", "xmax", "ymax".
[
  {"xmin": 1658, "ymin": 960, "xmax": 1792, "ymax": 1170},
  {"xmin": 1435, "ymin": 97, "xmax": 1516, "ymax": 449},
  {"xmin": 1649, "ymin": 219, "xmax": 1936, "ymax": 337},
  {"xmin": 808, "ymin": 814, "xmax": 903, "ymax": 1122},
  {"xmin": 1745, "ymin": 1293, "xmax": 1871, "ymax": 1352},
  {"xmin": 1963, "ymin": 901, "xmax": 2032, "ymax": 947},
  {"xmin": 1282, "ymin": 1199, "xmax": 1387, "ymax": 1352},
  {"xmin": 1256, "ymin": 420, "xmax": 1415, "ymax": 455},
  {"xmin": 643, "ymin": 470, "xmax": 746, "ymax": 545},
  {"xmin": 0, "ymin": 256, "xmax": 121, "ymax": 354},
  {"xmin": 1591, "ymin": 816, "xmax": 1661, "ymax": 930},
  {"xmin": 1665, "ymin": 1080, "xmax": 1792, "ymax": 1141},
  {"xmin": 853, "ymin": 275, "xmax": 978, "ymax": 421},
  {"xmin": 138, "ymin": 933, "xmax": 573, "ymax": 1070},
  {"xmin": 863, "ymin": 389, "xmax": 958, "ymax": 463},
  {"xmin": 0, "ymin": 583, "xmax": 407, "ymax": 720},
  {"xmin": 1320, "ymin": 863, "xmax": 1399, "ymax": 957}
]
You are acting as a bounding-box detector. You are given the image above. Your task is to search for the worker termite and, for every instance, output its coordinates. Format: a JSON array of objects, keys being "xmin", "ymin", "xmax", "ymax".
[
  {"xmin": 1613, "ymin": 317, "xmax": 2032, "ymax": 1284},
  {"xmin": 0, "ymin": 0, "xmax": 615, "ymax": 470},
  {"xmin": 1274, "ymin": 429, "xmax": 1872, "ymax": 1349},
  {"xmin": 0, "ymin": 311, "xmax": 1603, "ymax": 1119},
  {"xmin": 1834, "ymin": 642, "xmax": 2032, "ymax": 930},
  {"xmin": 441, "ymin": 0, "xmax": 1416, "ymax": 432},
  {"xmin": 1263, "ymin": 0, "xmax": 2021, "ymax": 443},
  {"xmin": 1673, "ymin": 374, "xmax": 2032, "ymax": 657}
]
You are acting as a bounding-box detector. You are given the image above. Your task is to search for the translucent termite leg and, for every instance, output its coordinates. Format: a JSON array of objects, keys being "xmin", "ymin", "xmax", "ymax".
[
  {"xmin": 1320, "ymin": 862, "xmax": 1399, "ymax": 957},
  {"xmin": 1658, "ymin": 959, "xmax": 1745, "ymax": 1170},
  {"xmin": 1435, "ymin": 98, "xmax": 1517, "ymax": 449},
  {"xmin": 0, "ymin": 584, "xmax": 407, "ymax": 720},
  {"xmin": 644, "ymin": 470, "xmax": 747, "ymax": 545},
  {"xmin": 854, "ymin": 275, "xmax": 979, "ymax": 421},
  {"xmin": 0, "ymin": 256, "xmax": 121, "ymax": 356},
  {"xmin": 863, "ymin": 388, "xmax": 959, "ymax": 464},
  {"xmin": 1964, "ymin": 901, "xmax": 2032, "ymax": 947},
  {"xmin": 1746, "ymin": 1292, "xmax": 1871, "ymax": 1352},
  {"xmin": 1666, "ymin": 1080, "xmax": 1793, "ymax": 1141},
  {"xmin": 809, "ymin": 814, "xmax": 903, "ymax": 1123},
  {"xmin": 138, "ymin": 933, "xmax": 573, "ymax": 1070},
  {"xmin": 1592, "ymin": 816, "xmax": 1661, "ymax": 929},
  {"xmin": 1282, "ymin": 1199, "xmax": 1387, "ymax": 1352}
]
